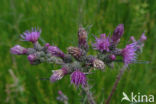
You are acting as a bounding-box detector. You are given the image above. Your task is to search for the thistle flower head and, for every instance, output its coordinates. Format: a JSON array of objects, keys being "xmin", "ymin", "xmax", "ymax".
[
  {"xmin": 48, "ymin": 46, "xmax": 65, "ymax": 58},
  {"xmin": 140, "ymin": 33, "xmax": 147, "ymax": 42},
  {"xmin": 10, "ymin": 45, "xmax": 27, "ymax": 55},
  {"xmin": 21, "ymin": 28, "xmax": 41, "ymax": 43},
  {"xmin": 27, "ymin": 54, "xmax": 37, "ymax": 62},
  {"xmin": 71, "ymin": 70, "xmax": 86, "ymax": 87},
  {"xmin": 67, "ymin": 47, "xmax": 83, "ymax": 59},
  {"xmin": 92, "ymin": 34, "xmax": 110, "ymax": 52},
  {"xmin": 112, "ymin": 24, "xmax": 124, "ymax": 43},
  {"xmin": 50, "ymin": 68, "xmax": 67, "ymax": 82},
  {"xmin": 93, "ymin": 59, "xmax": 105, "ymax": 70},
  {"xmin": 121, "ymin": 43, "xmax": 137, "ymax": 65},
  {"xmin": 78, "ymin": 27, "xmax": 88, "ymax": 50}
]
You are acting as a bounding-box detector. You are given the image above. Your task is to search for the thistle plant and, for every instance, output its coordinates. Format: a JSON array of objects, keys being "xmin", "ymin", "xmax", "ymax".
[{"xmin": 10, "ymin": 24, "xmax": 147, "ymax": 104}]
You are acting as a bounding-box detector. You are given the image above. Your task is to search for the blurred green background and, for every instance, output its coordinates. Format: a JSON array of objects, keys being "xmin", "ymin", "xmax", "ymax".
[{"xmin": 0, "ymin": 0, "xmax": 156, "ymax": 104}]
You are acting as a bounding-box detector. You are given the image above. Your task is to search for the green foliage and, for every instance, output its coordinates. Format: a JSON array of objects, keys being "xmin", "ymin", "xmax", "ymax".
[{"xmin": 0, "ymin": 0, "xmax": 156, "ymax": 104}]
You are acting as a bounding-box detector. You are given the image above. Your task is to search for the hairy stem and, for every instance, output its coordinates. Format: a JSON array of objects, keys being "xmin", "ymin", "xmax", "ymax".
[
  {"xmin": 82, "ymin": 82, "xmax": 96, "ymax": 104},
  {"xmin": 105, "ymin": 65, "xmax": 128, "ymax": 104}
]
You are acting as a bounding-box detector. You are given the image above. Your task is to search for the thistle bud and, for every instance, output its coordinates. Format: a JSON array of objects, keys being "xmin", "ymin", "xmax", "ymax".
[
  {"xmin": 10, "ymin": 45, "xmax": 27, "ymax": 55},
  {"xmin": 140, "ymin": 33, "xmax": 147, "ymax": 42},
  {"xmin": 45, "ymin": 43, "xmax": 50, "ymax": 48},
  {"xmin": 112, "ymin": 24, "xmax": 124, "ymax": 43},
  {"xmin": 109, "ymin": 54, "xmax": 116, "ymax": 61},
  {"xmin": 50, "ymin": 68, "xmax": 67, "ymax": 82},
  {"xmin": 67, "ymin": 47, "xmax": 84, "ymax": 59},
  {"xmin": 27, "ymin": 54, "xmax": 37, "ymax": 62},
  {"xmin": 48, "ymin": 46, "xmax": 65, "ymax": 58},
  {"xmin": 78, "ymin": 27, "xmax": 88, "ymax": 50},
  {"xmin": 93, "ymin": 59, "xmax": 105, "ymax": 70}
]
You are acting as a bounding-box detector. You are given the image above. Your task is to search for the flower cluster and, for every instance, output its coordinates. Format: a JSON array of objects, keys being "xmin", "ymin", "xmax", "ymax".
[{"xmin": 10, "ymin": 25, "xmax": 146, "ymax": 87}]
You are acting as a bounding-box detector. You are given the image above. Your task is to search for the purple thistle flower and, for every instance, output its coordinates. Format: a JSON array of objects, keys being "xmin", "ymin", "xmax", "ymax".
[
  {"xmin": 27, "ymin": 54, "xmax": 36, "ymax": 62},
  {"xmin": 92, "ymin": 34, "xmax": 110, "ymax": 52},
  {"xmin": 48, "ymin": 46, "xmax": 65, "ymax": 58},
  {"xmin": 112, "ymin": 24, "xmax": 124, "ymax": 43},
  {"xmin": 21, "ymin": 28, "xmax": 41, "ymax": 43},
  {"xmin": 50, "ymin": 68, "xmax": 67, "ymax": 82},
  {"xmin": 10, "ymin": 45, "xmax": 27, "ymax": 55},
  {"xmin": 71, "ymin": 70, "xmax": 87, "ymax": 87},
  {"xmin": 140, "ymin": 33, "xmax": 147, "ymax": 42},
  {"xmin": 121, "ymin": 43, "xmax": 137, "ymax": 65}
]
